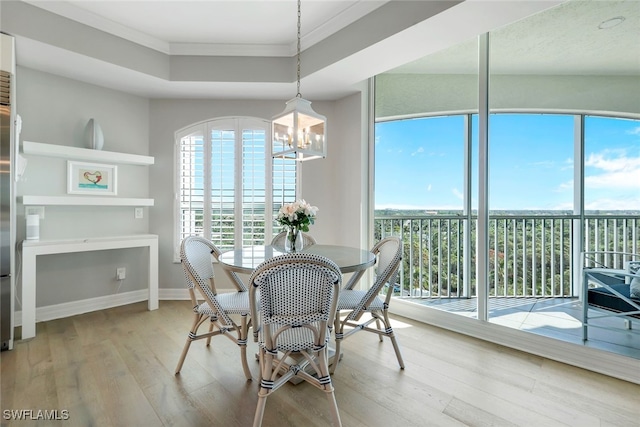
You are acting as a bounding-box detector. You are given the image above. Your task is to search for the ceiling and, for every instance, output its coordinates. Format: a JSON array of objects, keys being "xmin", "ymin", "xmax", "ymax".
[
  {"xmin": 4, "ymin": 0, "xmax": 639, "ymax": 100},
  {"xmin": 391, "ymin": 0, "xmax": 640, "ymax": 77}
]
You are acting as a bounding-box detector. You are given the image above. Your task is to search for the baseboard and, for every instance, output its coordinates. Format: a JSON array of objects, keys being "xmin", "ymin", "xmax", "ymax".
[{"xmin": 14, "ymin": 288, "xmax": 190, "ymax": 326}]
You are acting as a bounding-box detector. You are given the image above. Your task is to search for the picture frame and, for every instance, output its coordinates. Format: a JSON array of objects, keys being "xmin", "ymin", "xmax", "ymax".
[{"xmin": 67, "ymin": 161, "xmax": 118, "ymax": 195}]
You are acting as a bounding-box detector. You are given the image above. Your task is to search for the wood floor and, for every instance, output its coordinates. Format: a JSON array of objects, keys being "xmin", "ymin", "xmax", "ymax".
[{"xmin": 2, "ymin": 300, "xmax": 639, "ymax": 426}]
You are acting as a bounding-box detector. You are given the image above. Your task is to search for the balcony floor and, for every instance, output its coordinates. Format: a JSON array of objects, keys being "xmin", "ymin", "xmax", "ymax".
[{"xmin": 413, "ymin": 297, "xmax": 640, "ymax": 359}]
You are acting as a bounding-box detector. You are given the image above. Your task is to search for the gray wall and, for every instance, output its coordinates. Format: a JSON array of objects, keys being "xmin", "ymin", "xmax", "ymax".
[
  {"xmin": 15, "ymin": 68, "xmax": 368, "ymax": 309},
  {"xmin": 148, "ymin": 94, "xmax": 367, "ymax": 291},
  {"xmin": 376, "ymin": 74, "xmax": 640, "ymax": 119},
  {"xmin": 16, "ymin": 67, "xmax": 151, "ymax": 307}
]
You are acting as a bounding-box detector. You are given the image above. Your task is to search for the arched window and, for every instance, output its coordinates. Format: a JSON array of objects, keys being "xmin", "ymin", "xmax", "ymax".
[{"xmin": 174, "ymin": 117, "xmax": 296, "ymax": 259}]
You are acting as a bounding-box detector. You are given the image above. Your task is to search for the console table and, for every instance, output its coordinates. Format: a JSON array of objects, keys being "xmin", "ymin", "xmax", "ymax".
[{"xmin": 20, "ymin": 234, "xmax": 159, "ymax": 339}]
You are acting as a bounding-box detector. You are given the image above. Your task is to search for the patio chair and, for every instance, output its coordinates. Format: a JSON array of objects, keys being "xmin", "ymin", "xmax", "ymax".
[
  {"xmin": 270, "ymin": 230, "xmax": 317, "ymax": 249},
  {"xmin": 175, "ymin": 236, "xmax": 252, "ymax": 380},
  {"xmin": 331, "ymin": 236, "xmax": 404, "ymax": 374},
  {"xmin": 581, "ymin": 251, "xmax": 640, "ymax": 341},
  {"xmin": 248, "ymin": 253, "xmax": 342, "ymax": 427}
]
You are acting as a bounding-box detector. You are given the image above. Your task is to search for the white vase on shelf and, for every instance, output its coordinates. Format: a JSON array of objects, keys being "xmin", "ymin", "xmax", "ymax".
[{"xmin": 85, "ymin": 118, "xmax": 104, "ymax": 150}]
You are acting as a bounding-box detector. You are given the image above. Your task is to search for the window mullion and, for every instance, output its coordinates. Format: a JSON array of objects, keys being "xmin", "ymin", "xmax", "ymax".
[
  {"xmin": 204, "ymin": 122, "xmax": 213, "ymax": 240},
  {"xmin": 234, "ymin": 120, "xmax": 243, "ymax": 247},
  {"xmin": 265, "ymin": 122, "xmax": 273, "ymax": 239}
]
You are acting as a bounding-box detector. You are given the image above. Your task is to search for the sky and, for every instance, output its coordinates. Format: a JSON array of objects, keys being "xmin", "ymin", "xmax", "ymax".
[{"xmin": 375, "ymin": 114, "xmax": 640, "ymax": 211}]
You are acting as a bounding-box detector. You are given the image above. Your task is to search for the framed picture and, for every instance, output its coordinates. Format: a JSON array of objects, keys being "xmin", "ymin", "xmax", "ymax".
[{"xmin": 67, "ymin": 161, "xmax": 118, "ymax": 195}]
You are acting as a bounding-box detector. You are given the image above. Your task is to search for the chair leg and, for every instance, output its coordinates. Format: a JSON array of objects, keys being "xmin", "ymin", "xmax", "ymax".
[
  {"xmin": 253, "ymin": 349, "xmax": 273, "ymax": 427},
  {"xmin": 325, "ymin": 391, "xmax": 342, "ymax": 427},
  {"xmin": 389, "ymin": 333, "xmax": 405, "ymax": 370},
  {"xmin": 252, "ymin": 394, "xmax": 268, "ymax": 427},
  {"xmin": 330, "ymin": 317, "xmax": 342, "ymax": 374},
  {"xmin": 382, "ymin": 310, "xmax": 404, "ymax": 369},
  {"xmin": 375, "ymin": 318, "xmax": 383, "ymax": 342},
  {"xmin": 175, "ymin": 314, "xmax": 208, "ymax": 374},
  {"xmin": 582, "ymin": 322, "xmax": 588, "ymax": 341},
  {"xmin": 317, "ymin": 347, "xmax": 342, "ymax": 427},
  {"xmin": 239, "ymin": 314, "xmax": 253, "ymax": 381},
  {"xmin": 206, "ymin": 320, "xmax": 214, "ymax": 346},
  {"xmin": 175, "ymin": 338, "xmax": 193, "ymax": 374}
]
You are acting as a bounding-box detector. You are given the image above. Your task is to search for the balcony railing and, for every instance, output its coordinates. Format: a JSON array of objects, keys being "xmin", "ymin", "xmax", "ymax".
[{"xmin": 375, "ymin": 212, "xmax": 640, "ymax": 299}]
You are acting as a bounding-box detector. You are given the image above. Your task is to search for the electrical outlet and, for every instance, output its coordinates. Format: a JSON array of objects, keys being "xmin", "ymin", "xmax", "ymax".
[
  {"xmin": 26, "ymin": 206, "xmax": 45, "ymax": 219},
  {"xmin": 134, "ymin": 207, "xmax": 143, "ymax": 219},
  {"xmin": 116, "ymin": 267, "xmax": 126, "ymax": 280}
]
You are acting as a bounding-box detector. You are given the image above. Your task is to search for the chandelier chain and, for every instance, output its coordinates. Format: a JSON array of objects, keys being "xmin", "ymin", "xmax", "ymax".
[{"xmin": 296, "ymin": 0, "xmax": 301, "ymax": 98}]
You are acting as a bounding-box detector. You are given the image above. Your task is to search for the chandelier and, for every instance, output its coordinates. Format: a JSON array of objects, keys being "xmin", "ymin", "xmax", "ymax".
[{"xmin": 271, "ymin": 0, "xmax": 326, "ymax": 161}]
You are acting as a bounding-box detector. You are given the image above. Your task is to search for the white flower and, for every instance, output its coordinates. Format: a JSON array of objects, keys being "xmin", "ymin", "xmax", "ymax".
[{"xmin": 275, "ymin": 199, "xmax": 318, "ymax": 229}]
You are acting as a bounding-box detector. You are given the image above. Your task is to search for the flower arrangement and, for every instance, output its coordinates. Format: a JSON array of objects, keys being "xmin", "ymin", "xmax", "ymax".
[
  {"xmin": 276, "ymin": 199, "xmax": 318, "ymax": 232},
  {"xmin": 276, "ymin": 199, "xmax": 318, "ymax": 252}
]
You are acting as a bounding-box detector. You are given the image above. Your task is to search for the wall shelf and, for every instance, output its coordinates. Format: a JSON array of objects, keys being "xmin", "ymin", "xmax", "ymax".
[
  {"xmin": 22, "ymin": 141, "xmax": 154, "ymax": 166},
  {"xmin": 22, "ymin": 196, "xmax": 154, "ymax": 206}
]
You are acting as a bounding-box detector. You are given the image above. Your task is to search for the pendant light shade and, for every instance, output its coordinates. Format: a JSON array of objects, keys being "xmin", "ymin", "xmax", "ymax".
[
  {"xmin": 272, "ymin": 0, "xmax": 326, "ymax": 161},
  {"xmin": 272, "ymin": 97, "xmax": 326, "ymax": 161}
]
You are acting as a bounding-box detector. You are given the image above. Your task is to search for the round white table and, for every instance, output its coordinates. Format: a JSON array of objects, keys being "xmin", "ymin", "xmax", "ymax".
[{"xmin": 218, "ymin": 244, "xmax": 376, "ymax": 275}]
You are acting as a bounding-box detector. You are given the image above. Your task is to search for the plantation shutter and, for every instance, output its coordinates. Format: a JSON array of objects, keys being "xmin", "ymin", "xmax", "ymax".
[
  {"xmin": 242, "ymin": 126, "xmax": 267, "ymax": 246},
  {"xmin": 210, "ymin": 120, "xmax": 237, "ymax": 250},
  {"xmin": 177, "ymin": 128, "xmax": 205, "ymax": 245},
  {"xmin": 272, "ymin": 157, "xmax": 297, "ymax": 224},
  {"xmin": 175, "ymin": 116, "xmax": 297, "ymax": 261}
]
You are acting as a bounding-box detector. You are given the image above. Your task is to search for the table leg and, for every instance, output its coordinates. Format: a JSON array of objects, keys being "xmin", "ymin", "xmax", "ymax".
[
  {"xmin": 147, "ymin": 240, "xmax": 159, "ymax": 310},
  {"xmin": 21, "ymin": 249, "xmax": 36, "ymax": 339}
]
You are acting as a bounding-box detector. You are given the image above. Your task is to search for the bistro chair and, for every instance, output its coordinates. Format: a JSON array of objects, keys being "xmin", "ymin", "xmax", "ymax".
[
  {"xmin": 248, "ymin": 253, "xmax": 342, "ymax": 427},
  {"xmin": 331, "ymin": 236, "xmax": 404, "ymax": 374},
  {"xmin": 270, "ymin": 230, "xmax": 317, "ymax": 249},
  {"xmin": 175, "ymin": 236, "xmax": 253, "ymax": 380}
]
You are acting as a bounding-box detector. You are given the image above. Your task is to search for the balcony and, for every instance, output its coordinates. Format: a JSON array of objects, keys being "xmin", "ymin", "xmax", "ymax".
[{"xmin": 375, "ymin": 212, "xmax": 640, "ymax": 358}]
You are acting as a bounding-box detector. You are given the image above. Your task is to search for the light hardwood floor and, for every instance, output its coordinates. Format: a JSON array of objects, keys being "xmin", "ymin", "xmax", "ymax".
[{"xmin": 2, "ymin": 300, "xmax": 639, "ymax": 426}]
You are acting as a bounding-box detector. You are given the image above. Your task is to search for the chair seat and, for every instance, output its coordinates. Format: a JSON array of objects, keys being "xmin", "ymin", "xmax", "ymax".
[
  {"xmin": 337, "ymin": 290, "xmax": 384, "ymax": 311},
  {"xmin": 195, "ymin": 292, "xmax": 250, "ymax": 316},
  {"xmin": 259, "ymin": 321, "xmax": 328, "ymax": 352},
  {"xmin": 588, "ymin": 281, "xmax": 640, "ymax": 319},
  {"xmin": 215, "ymin": 291, "xmax": 251, "ymax": 314}
]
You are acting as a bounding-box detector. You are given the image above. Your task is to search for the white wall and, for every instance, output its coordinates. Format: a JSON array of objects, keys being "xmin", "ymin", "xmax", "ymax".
[{"xmin": 16, "ymin": 67, "xmax": 151, "ymax": 307}]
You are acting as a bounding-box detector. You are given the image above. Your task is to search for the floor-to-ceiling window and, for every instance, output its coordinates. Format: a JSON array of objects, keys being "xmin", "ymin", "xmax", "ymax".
[{"xmin": 373, "ymin": 0, "xmax": 640, "ymax": 367}]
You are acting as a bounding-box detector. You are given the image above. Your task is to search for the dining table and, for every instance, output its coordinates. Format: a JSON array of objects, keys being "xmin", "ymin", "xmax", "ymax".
[{"xmin": 218, "ymin": 243, "xmax": 376, "ymax": 277}]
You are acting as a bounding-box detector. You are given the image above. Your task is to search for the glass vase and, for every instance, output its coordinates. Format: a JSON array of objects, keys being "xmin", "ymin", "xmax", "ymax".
[{"xmin": 285, "ymin": 226, "xmax": 304, "ymax": 253}]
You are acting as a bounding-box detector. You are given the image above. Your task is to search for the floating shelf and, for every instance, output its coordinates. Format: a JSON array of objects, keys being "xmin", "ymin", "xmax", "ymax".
[
  {"xmin": 22, "ymin": 196, "xmax": 154, "ymax": 206},
  {"xmin": 23, "ymin": 141, "xmax": 154, "ymax": 166}
]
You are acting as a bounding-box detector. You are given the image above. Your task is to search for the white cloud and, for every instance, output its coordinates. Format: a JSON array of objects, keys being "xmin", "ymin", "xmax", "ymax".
[
  {"xmin": 427, "ymin": 184, "xmax": 432, "ymax": 192},
  {"xmin": 585, "ymin": 152, "xmax": 640, "ymax": 189},
  {"xmin": 411, "ymin": 147, "xmax": 424, "ymax": 156},
  {"xmin": 585, "ymin": 152, "xmax": 640, "ymax": 171},
  {"xmin": 626, "ymin": 126, "xmax": 640, "ymax": 136},
  {"xmin": 585, "ymin": 197, "xmax": 640, "ymax": 210}
]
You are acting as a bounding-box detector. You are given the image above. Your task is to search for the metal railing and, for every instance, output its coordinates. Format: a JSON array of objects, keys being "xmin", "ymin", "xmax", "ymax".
[{"xmin": 375, "ymin": 212, "xmax": 640, "ymax": 299}]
